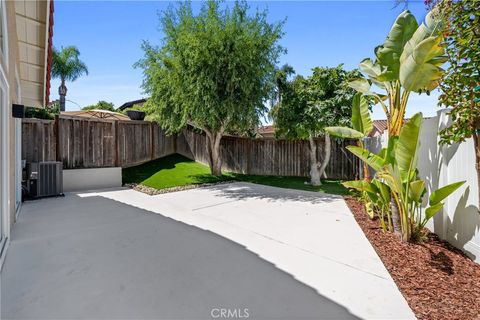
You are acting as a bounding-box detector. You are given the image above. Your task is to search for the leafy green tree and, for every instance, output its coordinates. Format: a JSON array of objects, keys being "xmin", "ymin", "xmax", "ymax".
[
  {"xmin": 52, "ymin": 46, "xmax": 89, "ymax": 112},
  {"xmin": 271, "ymin": 65, "xmax": 359, "ymax": 186},
  {"xmin": 136, "ymin": 0, "xmax": 284, "ymax": 176},
  {"xmin": 435, "ymin": 0, "xmax": 480, "ymax": 205},
  {"xmin": 82, "ymin": 101, "xmax": 115, "ymax": 112},
  {"xmin": 270, "ymin": 64, "xmax": 295, "ymax": 110}
]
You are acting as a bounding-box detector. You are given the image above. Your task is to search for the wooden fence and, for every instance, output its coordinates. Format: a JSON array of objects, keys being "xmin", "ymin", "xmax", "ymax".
[
  {"xmin": 23, "ymin": 117, "xmax": 358, "ymax": 179},
  {"xmin": 22, "ymin": 116, "xmax": 176, "ymax": 169},
  {"xmin": 177, "ymin": 128, "xmax": 358, "ymax": 180}
]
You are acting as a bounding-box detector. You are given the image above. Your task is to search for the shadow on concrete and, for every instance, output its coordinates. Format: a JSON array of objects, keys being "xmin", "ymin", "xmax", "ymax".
[
  {"xmin": 201, "ymin": 182, "xmax": 340, "ymax": 205},
  {"xmin": 2, "ymin": 194, "xmax": 359, "ymax": 319}
]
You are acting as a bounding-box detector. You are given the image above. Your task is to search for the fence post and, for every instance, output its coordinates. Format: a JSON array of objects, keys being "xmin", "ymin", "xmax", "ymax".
[
  {"xmin": 150, "ymin": 122, "xmax": 154, "ymax": 160},
  {"xmin": 173, "ymin": 133, "xmax": 178, "ymax": 154},
  {"xmin": 54, "ymin": 115, "xmax": 61, "ymax": 163},
  {"xmin": 246, "ymin": 140, "xmax": 251, "ymax": 174},
  {"xmin": 114, "ymin": 121, "xmax": 120, "ymax": 167}
]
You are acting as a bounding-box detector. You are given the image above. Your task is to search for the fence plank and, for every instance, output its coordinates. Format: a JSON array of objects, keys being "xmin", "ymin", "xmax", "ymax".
[
  {"xmin": 179, "ymin": 128, "xmax": 357, "ymax": 180},
  {"xmin": 22, "ymin": 117, "xmax": 357, "ymax": 179},
  {"xmin": 22, "ymin": 116, "xmax": 176, "ymax": 169}
]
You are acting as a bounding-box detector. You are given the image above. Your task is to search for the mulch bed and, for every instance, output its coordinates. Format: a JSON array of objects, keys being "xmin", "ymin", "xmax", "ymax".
[{"xmin": 344, "ymin": 196, "xmax": 480, "ymax": 320}]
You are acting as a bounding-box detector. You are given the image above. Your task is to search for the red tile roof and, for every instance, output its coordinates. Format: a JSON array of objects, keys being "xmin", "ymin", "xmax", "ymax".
[
  {"xmin": 257, "ymin": 125, "xmax": 275, "ymax": 134},
  {"xmin": 371, "ymin": 120, "xmax": 388, "ymax": 136}
]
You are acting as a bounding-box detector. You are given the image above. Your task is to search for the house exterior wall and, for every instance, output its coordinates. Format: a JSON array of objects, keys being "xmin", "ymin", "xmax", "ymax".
[
  {"xmin": 0, "ymin": 0, "xmax": 51, "ymax": 266},
  {"xmin": 1, "ymin": 0, "xmax": 22, "ymax": 246}
]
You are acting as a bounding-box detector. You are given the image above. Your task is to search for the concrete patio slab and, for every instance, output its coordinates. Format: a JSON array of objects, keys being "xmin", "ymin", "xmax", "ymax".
[{"xmin": 1, "ymin": 182, "xmax": 415, "ymax": 319}]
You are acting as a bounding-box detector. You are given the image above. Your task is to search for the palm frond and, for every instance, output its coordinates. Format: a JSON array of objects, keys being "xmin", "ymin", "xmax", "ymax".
[{"xmin": 51, "ymin": 46, "xmax": 88, "ymax": 82}]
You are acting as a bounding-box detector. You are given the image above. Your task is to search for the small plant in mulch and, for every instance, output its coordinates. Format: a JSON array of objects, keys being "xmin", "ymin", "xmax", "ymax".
[{"xmin": 345, "ymin": 196, "xmax": 480, "ymax": 320}]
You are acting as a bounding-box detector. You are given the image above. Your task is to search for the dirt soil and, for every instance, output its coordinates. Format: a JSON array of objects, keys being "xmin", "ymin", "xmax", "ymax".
[{"xmin": 344, "ymin": 196, "xmax": 480, "ymax": 320}]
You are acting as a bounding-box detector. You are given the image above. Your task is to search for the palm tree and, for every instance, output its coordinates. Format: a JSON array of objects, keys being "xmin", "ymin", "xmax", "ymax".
[
  {"xmin": 270, "ymin": 64, "xmax": 295, "ymax": 109},
  {"xmin": 52, "ymin": 46, "xmax": 88, "ymax": 111}
]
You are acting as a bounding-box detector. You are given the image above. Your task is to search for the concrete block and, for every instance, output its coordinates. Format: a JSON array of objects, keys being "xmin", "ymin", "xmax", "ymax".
[{"xmin": 63, "ymin": 167, "xmax": 122, "ymax": 192}]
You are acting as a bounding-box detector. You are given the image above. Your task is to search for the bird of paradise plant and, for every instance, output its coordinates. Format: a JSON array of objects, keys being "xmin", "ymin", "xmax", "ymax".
[
  {"xmin": 346, "ymin": 8, "xmax": 449, "ymax": 234},
  {"xmin": 346, "ymin": 113, "xmax": 464, "ymax": 241}
]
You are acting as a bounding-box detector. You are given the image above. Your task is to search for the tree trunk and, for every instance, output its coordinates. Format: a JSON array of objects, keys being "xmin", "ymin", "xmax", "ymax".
[
  {"xmin": 58, "ymin": 81, "xmax": 67, "ymax": 112},
  {"xmin": 391, "ymin": 197, "xmax": 402, "ymax": 237},
  {"xmin": 308, "ymin": 134, "xmax": 321, "ymax": 186},
  {"xmin": 363, "ymin": 162, "xmax": 370, "ymax": 181},
  {"xmin": 318, "ymin": 133, "xmax": 331, "ymax": 179},
  {"xmin": 205, "ymin": 129, "xmax": 223, "ymax": 176},
  {"xmin": 474, "ymin": 132, "xmax": 480, "ymax": 208},
  {"xmin": 387, "ymin": 122, "xmax": 403, "ymax": 237},
  {"xmin": 308, "ymin": 133, "xmax": 331, "ymax": 186}
]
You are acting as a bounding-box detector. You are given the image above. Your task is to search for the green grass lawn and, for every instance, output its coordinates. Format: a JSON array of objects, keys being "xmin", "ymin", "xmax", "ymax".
[
  {"xmin": 234, "ymin": 174, "xmax": 350, "ymax": 195},
  {"xmin": 122, "ymin": 154, "xmax": 350, "ymax": 196},
  {"xmin": 122, "ymin": 154, "xmax": 234, "ymax": 189}
]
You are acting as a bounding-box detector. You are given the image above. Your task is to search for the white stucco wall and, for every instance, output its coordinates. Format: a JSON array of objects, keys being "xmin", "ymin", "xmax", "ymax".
[{"xmin": 63, "ymin": 167, "xmax": 122, "ymax": 192}]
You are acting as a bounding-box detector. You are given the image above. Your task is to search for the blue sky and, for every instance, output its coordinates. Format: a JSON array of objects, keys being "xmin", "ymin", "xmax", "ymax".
[{"xmin": 51, "ymin": 0, "xmax": 441, "ymax": 120}]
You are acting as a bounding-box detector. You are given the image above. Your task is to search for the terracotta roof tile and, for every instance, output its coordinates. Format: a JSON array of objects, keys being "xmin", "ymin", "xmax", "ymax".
[{"xmin": 257, "ymin": 125, "xmax": 275, "ymax": 134}]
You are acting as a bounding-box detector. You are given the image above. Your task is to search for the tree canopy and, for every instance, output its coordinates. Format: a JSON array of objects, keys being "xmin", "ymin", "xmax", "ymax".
[
  {"xmin": 270, "ymin": 64, "xmax": 360, "ymax": 185},
  {"xmin": 82, "ymin": 101, "xmax": 115, "ymax": 112},
  {"xmin": 136, "ymin": 0, "xmax": 284, "ymax": 135},
  {"xmin": 437, "ymin": 0, "xmax": 480, "ymax": 145},
  {"xmin": 136, "ymin": 0, "xmax": 284, "ymax": 175},
  {"xmin": 434, "ymin": 0, "xmax": 480, "ymax": 205},
  {"xmin": 52, "ymin": 46, "xmax": 88, "ymax": 83},
  {"xmin": 271, "ymin": 65, "xmax": 360, "ymax": 139}
]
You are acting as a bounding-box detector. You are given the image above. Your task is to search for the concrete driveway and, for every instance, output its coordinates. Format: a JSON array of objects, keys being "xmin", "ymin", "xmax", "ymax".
[{"xmin": 1, "ymin": 182, "xmax": 414, "ymax": 319}]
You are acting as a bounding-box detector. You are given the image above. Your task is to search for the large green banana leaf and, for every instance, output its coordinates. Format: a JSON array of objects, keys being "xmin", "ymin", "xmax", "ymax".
[
  {"xmin": 400, "ymin": 9, "xmax": 442, "ymax": 64},
  {"xmin": 376, "ymin": 171, "xmax": 401, "ymax": 195},
  {"xmin": 384, "ymin": 136, "xmax": 398, "ymax": 165},
  {"xmin": 351, "ymin": 93, "xmax": 373, "ymax": 135},
  {"xmin": 346, "ymin": 146, "xmax": 385, "ymax": 172},
  {"xmin": 359, "ymin": 58, "xmax": 383, "ymax": 80},
  {"xmin": 425, "ymin": 202, "xmax": 444, "ymax": 221},
  {"xmin": 400, "ymin": 36, "xmax": 446, "ymax": 93},
  {"xmin": 342, "ymin": 180, "xmax": 378, "ymax": 193},
  {"xmin": 409, "ymin": 180, "xmax": 426, "ymax": 203},
  {"xmin": 324, "ymin": 127, "xmax": 364, "ymax": 139},
  {"xmin": 349, "ymin": 78, "xmax": 371, "ymax": 93},
  {"xmin": 376, "ymin": 10, "xmax": 418, "ymax": 81},
  {"xmin": 424, "ymin": 180, "xmax": 465, "ymax": 226},
  {"xmin": 372, "ymin": 179, "xmax": 391, "ymax": 203},
  {"xmin": 395, "ymin": 113, "xmax": 423, "ymax": 179},
  {"xmin": 348, "ymin": 77, "xmax": 387, "ymax": 100},
  {"xmin": 358, "ymin": 59, "xmax": 387, "ymax": 89},
  {"xmin": 429, "ymin": 181, "xmax": 466, "ymax": 205}
]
